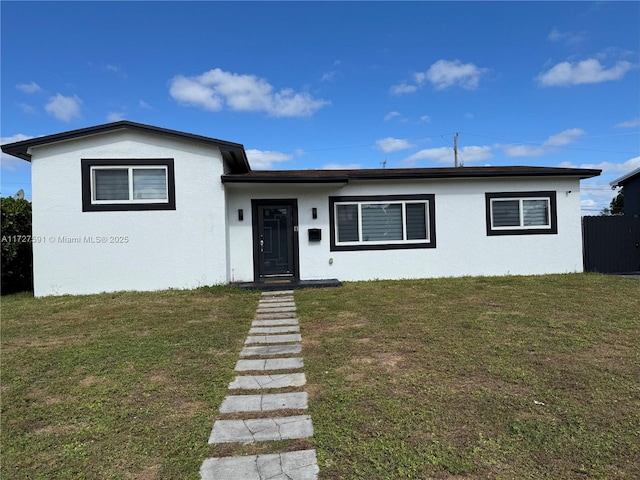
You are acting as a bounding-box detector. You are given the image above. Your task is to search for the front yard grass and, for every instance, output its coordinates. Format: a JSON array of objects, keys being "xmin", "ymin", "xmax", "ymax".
[
  {"xmin": 2, "ymin": 274, "xmax": 639, "ymax": 479},
  {"xmin": 296, "ymin": 274, "xmax": 640, "ymax": 479},
  {"xmin": 1, "ymin": 286, "xmax": 258, "ymax": 479}
]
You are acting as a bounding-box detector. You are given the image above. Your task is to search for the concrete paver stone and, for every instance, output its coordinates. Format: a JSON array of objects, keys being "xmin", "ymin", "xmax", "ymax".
[
  {"xmin": 245, "ymin": 334, "xmax": 302, "ymax": 344},
  {"xmin": 228, "ymin": 373, "xmax": 306, "ymax": 390},
  {"xmin": 252, "ymin": 318, "xmax": 299, "ymax": 327},
  {"xmin": 255, "ymin": 311, "xmax": 299, "ymax": 320},
  {"xmin": 256, "ymin": 306, "xmax": 297, "ymax": 314},
  {"xmin": 219, "ymin": 392, "xmax": 308, "ymax": 413},
  {"xmin": 241, "ymin": 344, "xmax": 302, "ymax": 357},
  {"xmin": 209, "ymin": 415, "xmax": 314, "ymax": 443},
  {"xmin": 235, "ymin": 357, "xmax": 303, "ymax": 372},
  {"xmin": 249, "ymin": 325, "xmax": 300, "ymax": 334},
  {"xmin": 200, "ymin": 449, "xmax": 319, "ymax": 480},
  {"xmin": 259, "ymin": 296, "xmax": 294, "ymax": 303},
  {"xmin": 261, "ymin": 290, "xmax": 294, "ymax": 296},
  {"xmin": 258, "ymin": 301, "xmax": 296, "ymax": 308}
]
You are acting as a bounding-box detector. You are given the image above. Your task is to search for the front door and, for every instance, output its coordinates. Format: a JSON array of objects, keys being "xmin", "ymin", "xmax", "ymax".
[{"xmin": 253, "ymin": 200, "xmax": 298, "ymax": 280}]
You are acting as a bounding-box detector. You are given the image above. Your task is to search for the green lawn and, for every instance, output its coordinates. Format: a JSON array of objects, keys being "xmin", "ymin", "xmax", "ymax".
[
  {"xmin": 1, "ymin": 287, "xmax": 259, "ymax": 479},
  {"xmin": 296, "ymin": 274, "xmax": 640, "ymax": 479},
  {"xmin": 2, "ymin": 274, "xmax": 639, "ymax": 479}
]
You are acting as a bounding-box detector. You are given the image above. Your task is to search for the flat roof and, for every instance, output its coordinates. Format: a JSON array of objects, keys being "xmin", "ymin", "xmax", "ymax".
[{"xmin": 222, "ymin": 166, "xmax": 601, "ymax": 184}]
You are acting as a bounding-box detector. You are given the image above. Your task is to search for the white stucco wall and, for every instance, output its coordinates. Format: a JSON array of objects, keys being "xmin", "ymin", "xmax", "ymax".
[
  {"xmin": 29, "ymin": 130, "xmax": 228, "ymax": 296},
  {"xmin": 226, "ymin": 176, "xmax": 584, "ymax": 283}
]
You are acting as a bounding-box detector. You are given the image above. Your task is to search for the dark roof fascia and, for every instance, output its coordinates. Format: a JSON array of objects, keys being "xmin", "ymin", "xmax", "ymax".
[
  {"xmin": 1, "ymin": 120, "xmax": 251, "ymax": 173},
  {"xmin": 610, "ymin": 167, "xmax": 640, "ymax": 187},
  {"xmin": 221, "ymin": 166, "xmax": 601, "ymax": 184},
  {"xmin": 222, "ymin": 175, "xmax": 350, "ymax": 184}
]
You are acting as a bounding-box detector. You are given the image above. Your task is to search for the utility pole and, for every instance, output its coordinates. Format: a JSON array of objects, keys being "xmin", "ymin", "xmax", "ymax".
[{"xmin": 453, "ymin": 132, "xmax": 459, "ymax": 168}]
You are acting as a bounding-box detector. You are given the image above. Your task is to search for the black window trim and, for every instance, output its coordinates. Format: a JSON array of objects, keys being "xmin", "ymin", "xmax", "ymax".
[
  {"xmin": 485, "ymin": 191, "xmax": 557, "ymax": 236},
  {"xmin": 329, "ymin": 194, "xmax": 436, "ymax": 251},
  {"xmin": 81, "ymin": 158, "xmax": 176, "ymax": 212}
]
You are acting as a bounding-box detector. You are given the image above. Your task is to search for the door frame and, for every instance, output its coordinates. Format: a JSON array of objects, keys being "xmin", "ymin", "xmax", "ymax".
[{"xmin": 251, "ymin": 199, "xmax": 300, "ymax": 282}]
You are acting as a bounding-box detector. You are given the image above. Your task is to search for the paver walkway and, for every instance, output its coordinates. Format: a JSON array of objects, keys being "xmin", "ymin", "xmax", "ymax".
[{"xmin": 200, "ymin": 290, "xmax": 319, "ymax": 480}]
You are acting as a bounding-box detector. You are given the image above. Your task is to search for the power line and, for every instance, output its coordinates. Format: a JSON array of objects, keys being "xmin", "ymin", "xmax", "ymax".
[{"xmin": 459, "ymin": 131, "xmax": 639, "ymax": 155}]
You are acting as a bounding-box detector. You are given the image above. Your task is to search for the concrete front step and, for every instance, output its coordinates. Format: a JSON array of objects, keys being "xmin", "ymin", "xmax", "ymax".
[
  {"xmin": 249, "ymin": 325, "xmax": 300, "ymax": 334},
  {"xmin": 200, "ymin": 449, "xmax": 319, "ymax": 480},
  {"xmin": 235, "ymin": 357, "xmax": 303, "ymax": 372},
  {"xmin": 245, "ymin": 334, "xmax": 302, "ymax": 344},
  {"xmin": 219, "ymin": 392, "xmax": 308, "ymax": 413},
  {"xmin": 229, "ymin": 373, "xmax": 306, "ymax": 390},
  {"xmin": 241, "ymin": 344, "xmax": 302, "ymax": 357},
  {"xmin": 209, "ymin": 415, "xmax": 314, "ymax": 443}
]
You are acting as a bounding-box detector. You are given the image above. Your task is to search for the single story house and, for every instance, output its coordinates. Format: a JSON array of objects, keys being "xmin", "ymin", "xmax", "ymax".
[{"xmin": 2, "ymin": 121, "xmax": 600, "ymax": 297}]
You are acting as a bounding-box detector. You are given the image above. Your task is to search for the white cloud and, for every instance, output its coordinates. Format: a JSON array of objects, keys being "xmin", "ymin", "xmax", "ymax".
[
  {"xmin": 169, "ymin": 68, "xmax": 328, "ymax": 117},
  {"xmin": 375, "ymin": 137, "xmax": 415, "ymax": 153},
  {"xmin": 559, "ymin": 156, "xmax": 640, "ymax": 174},
  {"xmin": 544, "ymin": 128, "xmax": 586, "ymax": 147},
  {"xmin": 322, "ymin": 163, "xmax": 362, "ymax": 170},
  {"xmin": 384, "ymin": 111, "xmax": 402, "ymax": 121},
  {"xmin": 537, "ymin": 58, "xmax": 633, "ymax": 87},
  {"xmin": 457, "ymin": 145, "xmax": 493, "ymax": 163},
  {"xmin": 390, "ymin": 83, "xmax": 418, "ymax": 95},
  {"xmin": 16, "ymin": 81, "xmax": 42, "ymax": 94},
  {"xmin": 391, "ymin": 59, "xmax": 487, "ymax": 95},
  {"xmin": 320, "ymin": 71, "xmax": 336, "ymax": 82},
  {"xmin": 421, "ymin": 59, "xmax": 488, "ymax": 90},
  {"xmin": 105, "ymin": 64, "xmax": 127, "ymax": 79},
  {"xmin": 501, "ymin": 128, "xmax": 586, "ymax": 157},
  {"xmin": 169, "ymin": 75, "xmax": 223, "ymax": 111},
  {"xmin": 139, "ymin": 100, "xmax": 152, "ymax": 109},
  {"xmin": 19, "ymin": 103, "xmax": 37, "ymax": 115},
  {"xmin": 246, "ymin": 149, "xmax": 293, "ymax": 169},
  {"xmin": 548, "ymin": 28, "xmax": 586, "ymax": 46},
  {"xmin": 420, "ymin": 115, "xmax": 431, "ymax": 123},
  {"xmin": 106, "ymin": 111, "xmax": 125, "ymax": 122},
  {"xmin": 405, "ymin": 145, "xmax": 492, "ymax": 165},
  {"xmin": 464, "ymin": 112, "xmax": 475, "ymax": 120},
  {"xmin": 502, "ymin": 145, "xmax": 546, "ymax": 157},
  {"xmin": 1, "ymin": 134, "xmax": 33, "ymax": 171},
  {"xmin": 44, "ymin": 94, "xmax": 82, "ymax": 122},
  {"xmin": 615, "ymin": 117, "xmax": 640, "ymax": 128}
]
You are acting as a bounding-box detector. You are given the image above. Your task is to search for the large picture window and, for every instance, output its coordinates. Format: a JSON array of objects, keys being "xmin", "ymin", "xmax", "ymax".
[
  {"xmin": 82, "ymin": 159, "xmax": 176, "ymax": 212},
  {"xmin": 485, "ymin": 191, "xmax": 557, "ymax": 235},
  {"xmin": 329, "ymin": 194, "xmax": 436, "ymax": 251}
]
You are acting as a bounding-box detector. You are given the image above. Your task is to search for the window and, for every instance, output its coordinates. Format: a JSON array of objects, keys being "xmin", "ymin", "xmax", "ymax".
[
  {"xmin": 485, "ymin": 191, "xmax": 557, "ymax": 236},
  {"xmin": 82, "ymin": 159, "xmax": 176, "ymax": 212},
  {"xmin": 329, "ymin": 194, "xmax": 436, "ymax": 251}
]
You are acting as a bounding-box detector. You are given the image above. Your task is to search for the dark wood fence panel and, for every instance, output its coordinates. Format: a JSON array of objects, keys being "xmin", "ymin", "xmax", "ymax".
[{"xmin": 582, "ymin": 216, "xmax": 640, "ymax": 273}]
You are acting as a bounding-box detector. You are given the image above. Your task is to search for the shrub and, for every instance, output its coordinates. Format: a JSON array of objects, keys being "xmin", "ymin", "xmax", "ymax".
[{"xmin": 1, "ymin": 197, "xmax": 33, "ymax": 294}]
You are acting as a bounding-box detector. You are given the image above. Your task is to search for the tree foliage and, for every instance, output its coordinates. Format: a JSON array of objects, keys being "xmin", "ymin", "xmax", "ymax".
[
  {"xmin": 601, "ymin": 188, "xmax": 624, "ymax": 216},
  {"xmin": 1, "ymin": 197, "xmax": 33, "ymax": 294}
]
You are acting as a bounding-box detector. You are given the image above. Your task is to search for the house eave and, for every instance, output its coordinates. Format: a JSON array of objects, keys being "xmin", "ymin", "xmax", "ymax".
[
  {"xmin": 221, "ymin": 166, "xmax": 602, "ymax": 184},
  {"xmin": 610, "ymin": 167, "xmax": 640, "ymax": 187},
  {"xmin": 0, "ymin": 120, "xmax": 251, "ymax": 173}
]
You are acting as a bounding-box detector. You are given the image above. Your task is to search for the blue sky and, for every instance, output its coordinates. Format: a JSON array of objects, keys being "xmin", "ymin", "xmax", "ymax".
[{"xmin": 1, "ymin": 1, "xmax": 639, "ymax": 214}]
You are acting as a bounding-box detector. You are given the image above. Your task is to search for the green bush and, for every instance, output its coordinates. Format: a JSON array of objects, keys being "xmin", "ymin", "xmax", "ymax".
[{"xmin": 1, "ymin": 197, "xmax": 33, "ymax": 294}]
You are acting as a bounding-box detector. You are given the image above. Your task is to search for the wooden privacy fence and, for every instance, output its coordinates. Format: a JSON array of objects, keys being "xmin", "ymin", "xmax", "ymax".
[{"xmin": 582, "ymin": 215, "xmax": 640, "ymax": 273}]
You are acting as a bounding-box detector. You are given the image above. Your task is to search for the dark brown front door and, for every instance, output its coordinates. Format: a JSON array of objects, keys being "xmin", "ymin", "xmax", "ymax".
[{"xmin": 253, "ymin": 200, "xmax": 298, "ymax": 280}]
